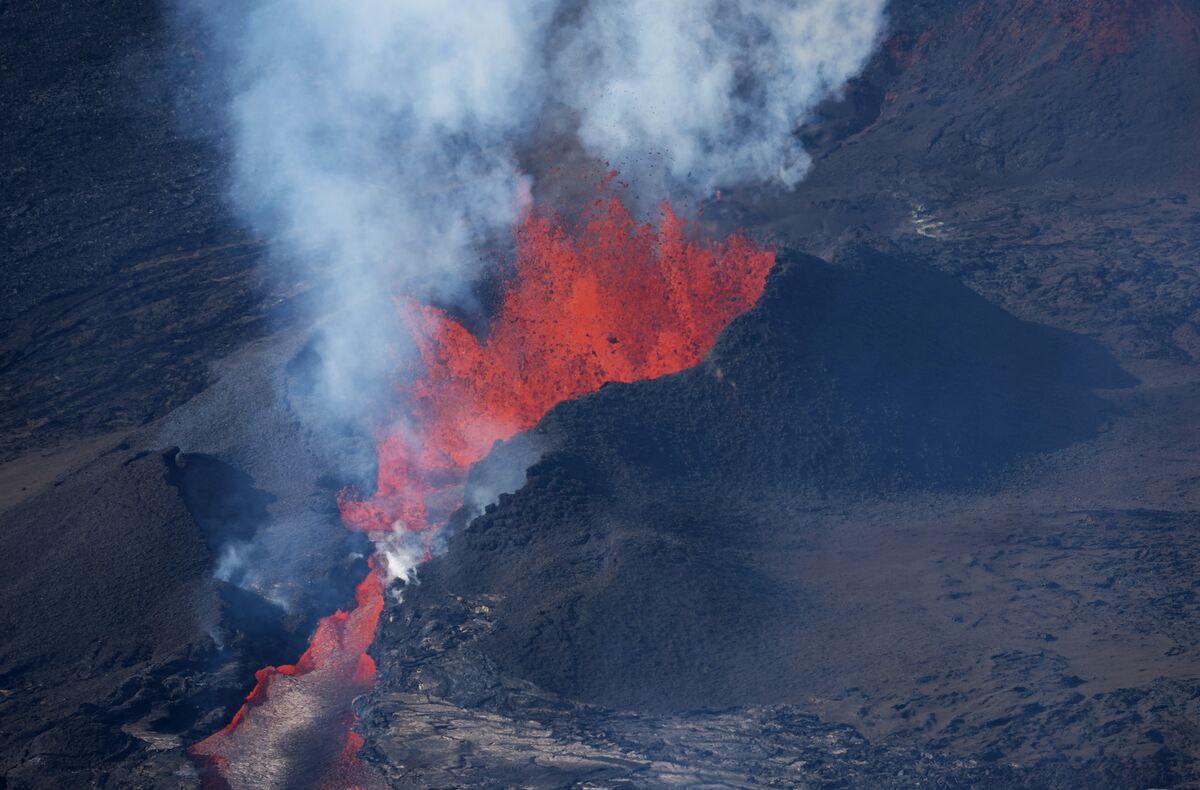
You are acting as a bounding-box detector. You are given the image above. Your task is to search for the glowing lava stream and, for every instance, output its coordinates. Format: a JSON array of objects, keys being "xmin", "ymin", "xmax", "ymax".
[{"xmin": 188, "ymin": 184, "xmax": 775, "ymax": 788}]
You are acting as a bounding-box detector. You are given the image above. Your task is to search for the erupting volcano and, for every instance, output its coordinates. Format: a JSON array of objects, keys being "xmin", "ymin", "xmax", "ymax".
[
  {"xmin": 12, "ymin": 0, "xmax": 1200, "ymax": 785},
  {"xmin": 340, "ymin": 183, "xmax": 775, "ymax": 538},
  {"xmin": 188, "ymin": 183, "xmax": 775, "ymax": 787}
]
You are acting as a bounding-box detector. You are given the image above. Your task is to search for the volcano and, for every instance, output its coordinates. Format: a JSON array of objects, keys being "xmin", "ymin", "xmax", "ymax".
[{"xmin": 3, "ymin": 0, "xmax": 1200, "ymax": 788}]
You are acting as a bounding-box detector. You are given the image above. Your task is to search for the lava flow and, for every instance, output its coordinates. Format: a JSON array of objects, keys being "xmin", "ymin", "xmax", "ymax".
[
  {"xmin": 189, "ymin": 566, "xmax": 386, "ymax": 789},
  {"xmin": 338, "ymin": 186, "xmax": 775, "ymax": 538},
  {"xmin": 189, "ymin": 182, "xmax": 774, "ymax": 788}
]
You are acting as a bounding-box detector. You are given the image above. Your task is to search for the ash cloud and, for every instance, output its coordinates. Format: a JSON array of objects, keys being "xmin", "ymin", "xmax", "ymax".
[{"xmin": 171, "ymin": 0, "xmax": 887, "ymax": 578}]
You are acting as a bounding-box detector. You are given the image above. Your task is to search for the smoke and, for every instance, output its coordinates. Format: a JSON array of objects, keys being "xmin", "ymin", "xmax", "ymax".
[
  {"xmin": 176, "ymin": 1, "xmax": 558, "ymax": 422},
  {"xmin": 559, "ymin": 0, "xmax": 888, "ymax": 191},
  {"xmin": 374, "ymin": 529, "xmax": 426, "ymax": 596},
  {"xmin": 173, "ymin": 0, "xmax": 887, "ymax": 577}
]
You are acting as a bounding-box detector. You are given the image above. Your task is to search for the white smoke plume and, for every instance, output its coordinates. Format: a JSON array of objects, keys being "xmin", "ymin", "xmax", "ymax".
[
  {"xmin": 561, "ymin": 0, "xmax": 889, "ymax": 190},
  {"xmin": 178, "ymin": 0, "xmax": 560, "ymax": 422},
  {"xmin": 174, "ymin": 0, "xmax": 888, "ymax": 579}
]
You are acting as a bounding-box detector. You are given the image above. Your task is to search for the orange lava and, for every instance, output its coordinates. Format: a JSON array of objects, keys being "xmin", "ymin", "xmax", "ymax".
[
  {"xmin": 192, "ymin": 181, "xmax": 774, "ymax": 788},
  {"xmin": 340, "ymin": 183, "xmax": 775, "ymax": 533}
]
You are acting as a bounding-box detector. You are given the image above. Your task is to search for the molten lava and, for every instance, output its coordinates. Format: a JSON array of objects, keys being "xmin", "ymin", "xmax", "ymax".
[
  {"xmin": 340, "ymin": 188, "xmax": 775, "ymax": 534},
  {"xmin": 191, "ymin": 183, "xmax": 774, "ymax": 788}
]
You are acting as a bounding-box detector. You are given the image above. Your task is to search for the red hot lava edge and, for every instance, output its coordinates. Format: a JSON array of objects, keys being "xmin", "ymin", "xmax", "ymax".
[{"xmin": 188, "ymin": 181, "xmax": 775, "ymax": 787}]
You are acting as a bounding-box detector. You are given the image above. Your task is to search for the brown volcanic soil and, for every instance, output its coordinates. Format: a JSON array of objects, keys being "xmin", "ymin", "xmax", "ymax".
[{"xmin": 2, "ymin": 0, "xmax": 1200, "ymax": 787}]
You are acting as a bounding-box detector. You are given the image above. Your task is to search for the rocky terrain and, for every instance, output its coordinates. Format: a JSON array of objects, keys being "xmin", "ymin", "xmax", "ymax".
[
  {"xmin": 2, "ymin": 0, "xmax": 1199, "ymax": 787},
  {"xmin": 357, "ymin": 1, "xmax": 1200, "ymax": 786},
  {"xmin": 358, "ymin": 251, "xmax": 1200, "ymax": 788}
]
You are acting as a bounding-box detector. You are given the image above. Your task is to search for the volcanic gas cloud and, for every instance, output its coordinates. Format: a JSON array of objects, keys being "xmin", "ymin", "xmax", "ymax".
[{"xmin": 189, "ymin": 184, "xmax": 774, "ymax": 787}]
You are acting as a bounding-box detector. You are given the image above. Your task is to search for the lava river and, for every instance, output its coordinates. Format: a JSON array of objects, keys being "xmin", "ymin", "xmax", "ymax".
[{"xmin": 188, "ymin": 184, "xmax": 775, "ymax": 788}]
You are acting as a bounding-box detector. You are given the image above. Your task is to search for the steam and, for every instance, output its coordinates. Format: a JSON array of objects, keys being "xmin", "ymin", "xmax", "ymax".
[
  {"xmin": 174, "ymin": 0, "xmax": 887, "ymax": 580},
  {"xmin": 184, "ymin": 1, "xmax": 557, "ymax": 422},
  {"xmin": 561, "ymin": 0, "xmax": 888, "ymax": 190}
]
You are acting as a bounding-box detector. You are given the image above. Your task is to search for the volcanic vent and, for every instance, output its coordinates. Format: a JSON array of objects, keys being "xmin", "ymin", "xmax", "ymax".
[{"xmin": 187, "ymin": 183, "xmax": 775, "ymax": 787}]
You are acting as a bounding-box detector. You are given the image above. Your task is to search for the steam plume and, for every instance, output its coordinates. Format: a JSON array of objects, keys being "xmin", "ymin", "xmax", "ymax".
[
  {"xmin": 173, "ymin": 0, "xmax": 888, "ymax": 576},
  {"xmin": 560, "ymin": 0, "xmax": 889, "ymax": 190}
]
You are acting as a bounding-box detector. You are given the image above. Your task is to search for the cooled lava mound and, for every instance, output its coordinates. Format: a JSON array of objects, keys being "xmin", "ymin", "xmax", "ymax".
[{"xmin": 373, "ymin": 246, "xmax": 1132, "ymax": 712}]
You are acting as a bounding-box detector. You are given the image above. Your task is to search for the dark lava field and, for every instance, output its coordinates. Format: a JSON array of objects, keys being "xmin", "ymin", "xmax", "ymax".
[{"xmin": 3, "ymin": 0, "xmax": 1200, "ymax": 788}]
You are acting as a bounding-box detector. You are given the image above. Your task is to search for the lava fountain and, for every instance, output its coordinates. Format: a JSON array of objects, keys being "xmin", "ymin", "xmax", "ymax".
[{"xmin": 189, "ymin": 182, "xmax": 775, "ymax": 787}]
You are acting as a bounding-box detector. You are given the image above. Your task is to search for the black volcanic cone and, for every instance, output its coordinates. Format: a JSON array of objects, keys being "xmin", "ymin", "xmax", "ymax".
[{"xmin": 381, "ymin": 247, "xmax": 1133, "ymax": 714}]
